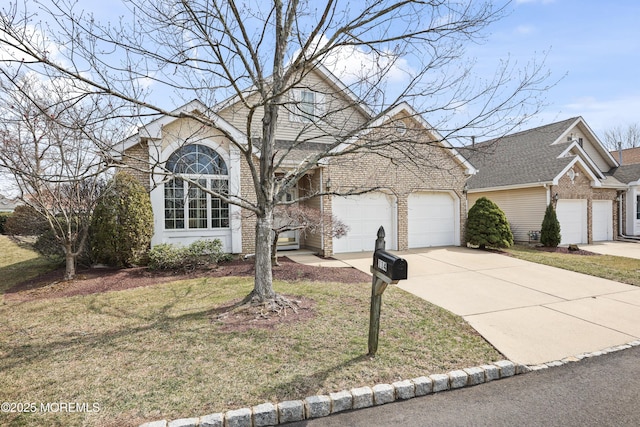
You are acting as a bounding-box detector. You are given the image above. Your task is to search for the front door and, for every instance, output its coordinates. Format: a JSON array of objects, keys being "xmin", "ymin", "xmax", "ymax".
[{"xmin": 276, "ymin": 187, "xmax": 300, "ymax": 250}]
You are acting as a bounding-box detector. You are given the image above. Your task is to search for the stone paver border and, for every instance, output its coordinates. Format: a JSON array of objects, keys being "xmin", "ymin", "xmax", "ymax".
[{"xmin": 138, "ymin": 341, "xmax": 640, "ymax": 427}]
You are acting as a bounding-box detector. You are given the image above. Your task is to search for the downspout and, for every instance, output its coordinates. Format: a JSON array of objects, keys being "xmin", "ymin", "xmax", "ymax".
[{"xmin": 320, "ymin": 167, "xmax": 325, "ymax": 253}]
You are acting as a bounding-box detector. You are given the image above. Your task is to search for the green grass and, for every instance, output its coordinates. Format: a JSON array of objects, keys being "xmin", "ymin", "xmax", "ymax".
[
  {"xmin": 0, "ymin": 238, "xmax": 501, "ymax": 427},
  {"xmin": 0, "ymin": 235, "xmax": 58, "ymax": 293},
  {"xmin": 505, "ymin": 245, "xmax": 640, "ymax": 286}
]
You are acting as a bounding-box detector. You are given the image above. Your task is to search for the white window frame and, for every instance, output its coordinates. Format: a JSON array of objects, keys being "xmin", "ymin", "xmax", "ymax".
[
  {"xmin": 163, "ymin": 144, "xmax": 230, "ymax": 231},
  {"xmin": 289, "ymin": 89, "xmax": 325, "ymax": 123}
]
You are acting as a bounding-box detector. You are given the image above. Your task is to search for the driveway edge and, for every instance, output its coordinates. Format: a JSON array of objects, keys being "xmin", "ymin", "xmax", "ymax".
[{"xmin": 139, "ymin": 340, "xmax": 640, "ymax": 427}]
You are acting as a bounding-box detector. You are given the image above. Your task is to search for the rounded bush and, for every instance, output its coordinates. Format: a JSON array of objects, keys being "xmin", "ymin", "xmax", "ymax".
[
  {"xmin": 148, "ymin": 239, "xmax": 231, "ymax": 270},
  {"xmin": 4, "ymin": 205, "xmax": 48, "ymax": 236},
  {"xmin": 466, "ymin": 197, "xmax": 514, "ymax": 249}
]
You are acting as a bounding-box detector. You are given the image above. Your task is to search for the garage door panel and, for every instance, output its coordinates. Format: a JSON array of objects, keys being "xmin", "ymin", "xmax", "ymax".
[
  {"xmin": 333, "ymin": 193, "xmax": 395, "ymax": 253},
  {"xmin": 408, "ymin": 192, "xmax": 456, "ymax": 248},
  {"xmin": 592, "ymin": 200, "xmax": 613, "ymax": 241},
  {"xmin": 556, "ymin": 199, "xmax": 587, "ymax": 245}
]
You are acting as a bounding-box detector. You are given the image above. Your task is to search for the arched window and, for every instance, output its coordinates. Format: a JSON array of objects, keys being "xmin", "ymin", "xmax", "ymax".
[{"xmin": 164, "ymin": 144, "xmax": 229, "ymax": 230}]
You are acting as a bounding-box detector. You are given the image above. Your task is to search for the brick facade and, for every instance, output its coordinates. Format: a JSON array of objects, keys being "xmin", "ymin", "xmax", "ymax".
[
  {"xmin": 123, "ymin": 141, "xmax": 151, "ymax": 191},
  {"xmin": 551, "ymin": 168, "xmax": 618, "ymax": 243},
  {"xmin": 121, "ymin": 112, "xmax": 470, "ymax": 256},
  {"xmin": 326, "ymin": 122, "xmax": 468, "ymax": 255}
]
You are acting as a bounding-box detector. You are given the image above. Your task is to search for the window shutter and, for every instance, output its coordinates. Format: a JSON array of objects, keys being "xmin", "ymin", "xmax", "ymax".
[
  {"xmin": 315, "ymin": 92, "xmax": 326, "ymax": 119},
  {"xmin": 289, "ymin": 89, "xmax": 301, "ymax": 123}
]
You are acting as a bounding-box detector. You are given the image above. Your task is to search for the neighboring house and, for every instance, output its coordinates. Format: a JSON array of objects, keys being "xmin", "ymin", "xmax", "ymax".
[
  {"xmin": 611, "ymin": 146, "xmax": 640, "ymax": 165},
  {"xmin": 0, "ymin": 194, "xmax": 21, "ymax": 213},
  {"xmin": 610, "ymin": 162, "xmax": 640, "ymax": 238},
  {"xmin": 463, "ymin": 117, "xmax": 626, "ymax": 245},
  {"xmin": 117, "ymin": 65, "xmax": 475, "ymax": 256}
]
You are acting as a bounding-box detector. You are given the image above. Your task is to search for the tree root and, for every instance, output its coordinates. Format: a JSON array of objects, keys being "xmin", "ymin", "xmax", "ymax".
[{"xmin": 214, "ymin": 292, "xmax": 301, "ymax": 321}]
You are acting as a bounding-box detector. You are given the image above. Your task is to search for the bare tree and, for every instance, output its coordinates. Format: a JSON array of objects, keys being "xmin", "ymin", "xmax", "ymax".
[
  {"xmin": 603, "ymin": 123, "xmax": 640, "ymax": 152},
  {"xmin": 0, "ymin": 73, "xmax": 112, "ymax": 280},
  {"xmin": 0, "ymin": 0, "xmax": 553, "ymax": 306},
  {"xmin": 271, "ymin": 204, "xmax": 348, "ymax": 266}
]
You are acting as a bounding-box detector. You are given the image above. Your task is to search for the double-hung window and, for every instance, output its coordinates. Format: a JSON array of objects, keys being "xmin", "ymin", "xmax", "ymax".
[
  {"xmin": 164, "ymin": 144, "xmax": 230, "ymax": 230},
  {"xmin": 290, "ymin": 89, "xmax": 325, "ymax": 122}
]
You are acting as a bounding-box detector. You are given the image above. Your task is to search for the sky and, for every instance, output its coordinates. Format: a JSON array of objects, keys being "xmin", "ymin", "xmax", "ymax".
[
  {"xmin": 470, "ymin": 0, "xmax": 640, "ymax": 140},
  {"xmin": 2, "ymin": 0, "xmax": 640, "ymax": 196},
  {"xmin": 4, "ymin": 0, "xmax": 637, "ymax": 140}
]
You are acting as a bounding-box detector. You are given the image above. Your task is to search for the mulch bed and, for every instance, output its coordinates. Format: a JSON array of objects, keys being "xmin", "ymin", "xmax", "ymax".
[
  {"xmin": 4, "ymin": 256, "xmax": 371, "ymax": 332},
  {"xmin": 4, "ymin": 256, "xmax": 371, "ymax": 303},
  {"xmin": 531, "ymin": 245, "xmax": 599, "ymax": 256}
]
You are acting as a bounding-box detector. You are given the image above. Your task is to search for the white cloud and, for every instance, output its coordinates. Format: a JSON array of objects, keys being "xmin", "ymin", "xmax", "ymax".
[
  {"xmin": 561, "ymin": 95, "xmax": 640, "ymax": 137},
  {"xmin": 0, "ymin": 24, "xmax": 62, "ymax": 64},
  {"xmin": 304, "ymin": 35, "xmax": 415, "ymax": 86}
]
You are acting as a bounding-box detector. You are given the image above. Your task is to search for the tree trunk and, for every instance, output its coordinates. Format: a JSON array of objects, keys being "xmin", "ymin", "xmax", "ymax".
[
  {"xmin": 271, "ymin": 230, "xmax": 280, "ymax": 267},
  {"xmin": 253, "ymin": 211, "xmax": 276, "ymax": 302},
  {"xmin": 64, "ymin": 243, "xmax": 76, "ymax": 281}
]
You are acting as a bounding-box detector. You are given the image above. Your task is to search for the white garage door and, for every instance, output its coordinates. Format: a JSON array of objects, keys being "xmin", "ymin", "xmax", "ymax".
[
  {"xmin": 592, "ymin": 200, "xmax": 613, "ymax": 241},
  {"xmin": 556, "ymin": 199, "xmax": 588, "ymax": 245},
  {"xmin": 332, "ymin": 193, "xmax": 396, "ymax": 253},
  {"xmin": 408, "ymin": 192, "xmax": 457, "ymax": 248}
]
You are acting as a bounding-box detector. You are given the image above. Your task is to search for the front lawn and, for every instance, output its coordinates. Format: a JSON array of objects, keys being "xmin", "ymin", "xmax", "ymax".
[
  {"xmin": 0, "ymin": 238, "xmax": 502, "ymax": 427},
  {"xmin": 504, "ymin": 244, "xmax": 640, "ymax": 286},
  {"xmin": 0, "ymin": 235, "xmax": 58, "ymax": 293}
]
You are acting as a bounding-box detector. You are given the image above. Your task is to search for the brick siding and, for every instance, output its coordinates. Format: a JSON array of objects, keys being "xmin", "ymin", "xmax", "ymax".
[{"xmin": 551, "ymin": 168, "xmax": 618, "ymax": 242}]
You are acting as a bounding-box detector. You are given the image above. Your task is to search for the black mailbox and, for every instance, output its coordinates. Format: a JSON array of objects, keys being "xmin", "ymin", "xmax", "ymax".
[{"xmin": 373, "ymin": 250, "xmax": 408, "ymax": 281}]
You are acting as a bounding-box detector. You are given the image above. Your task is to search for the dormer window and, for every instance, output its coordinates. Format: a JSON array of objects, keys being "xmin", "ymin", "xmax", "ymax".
[
  {"xmin": 299, "ymin": 90, "xmax": 316, "ymax": 119},
  {"xmin": 567, "ymin": 135, "xmax": 583, "ymax": 147},
  {"xmin": 290, "ymin": 89, "xmax": 325, "ymax": 122}
]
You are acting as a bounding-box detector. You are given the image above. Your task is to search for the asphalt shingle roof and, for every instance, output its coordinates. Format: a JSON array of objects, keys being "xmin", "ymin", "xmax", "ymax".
[
  {"xmin": 462, "ymin": 117, "xmax": 580, "ymax": 190},
  {"xmin": 611, "ymin": 163, "xmax": 640, "ymax": 184}
]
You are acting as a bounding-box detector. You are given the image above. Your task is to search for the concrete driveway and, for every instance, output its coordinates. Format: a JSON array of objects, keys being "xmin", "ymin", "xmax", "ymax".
[
  {"xmin": 325, "ymin": 247, "xmax": 640, "ymax": 365},
  {"xmin": 584, "ymin": 241, "xmax": 640, "ymax": 259}
]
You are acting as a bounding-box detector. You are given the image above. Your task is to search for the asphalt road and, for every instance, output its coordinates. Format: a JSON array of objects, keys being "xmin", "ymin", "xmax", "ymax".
[{"xmin": 285, "ymin": 345, "xmax": 640, "ymax": 426}]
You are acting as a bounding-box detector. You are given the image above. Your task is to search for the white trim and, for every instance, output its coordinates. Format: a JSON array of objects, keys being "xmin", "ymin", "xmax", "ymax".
[
  {"xmin": 552, "ymin": 157, "xmax": 601, "ymax": 187},
  {"xmin": 120, "ymin": 100, "xmax": 248, "ymax": 157},
  {"xmin": 553, "ymin": 117, "xmax": 618, "ymax": 168},
  {"xmin": 467, "ymin": 182, "xmax": 551, "ymax": 193},
  {"xmin": 113, "ymin": 133, "xmax": 140, "ymax": 159},
  {"xmin": 557, "ymin": 141, "xmax": 606, "ymax": 179},
  {"xmin": 150, "ymin": 138, "xmax": 242, "ymax": 253}
]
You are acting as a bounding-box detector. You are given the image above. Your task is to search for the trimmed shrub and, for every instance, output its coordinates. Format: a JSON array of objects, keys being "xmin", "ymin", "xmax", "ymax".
[
  {"xmin": 148, "ymin": 239, "xmax": 231, "ymax": 271},
  {"xmin": 90, "ymin": 171, "xmax": 154, "ymax": 267},
  {"xmin": 540, "ymin": 203, "xmax": 561, "ymax": 247},
  {"xmin": 4, "ymin": 205, "xmax": 48, "ymax": 236},
  {"xmin": 0, "ymin": 212, "xmax": 10, "ymax": 234},
  {"xmin": 466, "ymin": 197, "xmax": 514, "ymax": 249},
  {"xmin": 33, "ymin": 229, "xmax": 65, "ymax": 260}
]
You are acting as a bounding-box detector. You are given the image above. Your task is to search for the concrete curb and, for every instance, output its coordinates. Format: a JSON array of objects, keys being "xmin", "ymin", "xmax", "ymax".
[{"xmin": 140, "ymin": 340, "xmax": 640, "ymax": 427}]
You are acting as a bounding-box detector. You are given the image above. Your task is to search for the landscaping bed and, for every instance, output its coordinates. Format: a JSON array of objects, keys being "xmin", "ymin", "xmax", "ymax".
[{"xmin": 1, "ymin": 240, "xmax": 502, "ymax": 427}]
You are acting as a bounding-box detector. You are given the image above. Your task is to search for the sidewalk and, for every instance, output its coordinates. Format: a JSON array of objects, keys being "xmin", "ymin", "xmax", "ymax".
[{"xmin": 289, "ymin": 247, "xmax": 640, "ymax": 365}]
